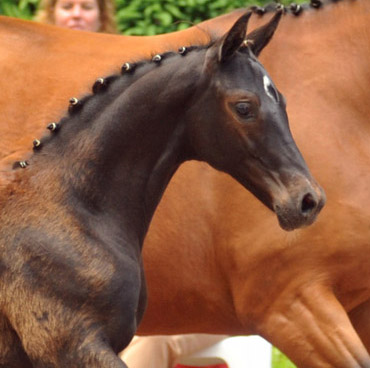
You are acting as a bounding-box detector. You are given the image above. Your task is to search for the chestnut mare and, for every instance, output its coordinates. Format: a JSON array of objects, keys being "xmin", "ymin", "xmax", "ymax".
[
  {"xmin": 0, "ymin": 0, "xmax": 369, "ymax": 367},
  {"xmin": 0, "ymin": 13, "xmax": 324, "ymax": 368}
]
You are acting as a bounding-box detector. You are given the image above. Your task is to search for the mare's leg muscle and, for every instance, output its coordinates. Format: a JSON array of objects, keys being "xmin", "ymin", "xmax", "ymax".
[{"xmin": 259, "ymin": 284, "xmax": 370, "ymax": 368}]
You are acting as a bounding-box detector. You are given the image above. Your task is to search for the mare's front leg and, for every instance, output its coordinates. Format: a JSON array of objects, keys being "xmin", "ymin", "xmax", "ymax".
[{"xmin": 258, "ymin": 284, "xmax": 370, "ymax": 367}]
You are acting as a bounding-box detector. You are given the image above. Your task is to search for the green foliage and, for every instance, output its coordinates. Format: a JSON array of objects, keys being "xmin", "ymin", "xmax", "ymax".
[
  {"xmin": 0, "ymin": 0, "xmax": 38, "ymax": 19},
  {"xmin": 115, "ymin": 0, "xmax": 265, "ymax": 35},
  {"xmin": 272, "ymin": 347, "xmax": 297, "ymax": 368},
  {"xmin": 115, "ymin": 0, "xmax": 305, "ymax": 35}
]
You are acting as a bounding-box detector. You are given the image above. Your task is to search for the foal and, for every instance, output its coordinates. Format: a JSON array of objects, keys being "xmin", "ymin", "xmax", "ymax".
[{"xmin": 0, "ymin": 12, "xmax": 323, "ymax": 367}]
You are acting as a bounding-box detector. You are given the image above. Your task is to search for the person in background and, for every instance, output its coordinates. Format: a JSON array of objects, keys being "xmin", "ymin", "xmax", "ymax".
[{"xmin": 34, "ymin": 0, "xmax": 117, "ymax": 33}]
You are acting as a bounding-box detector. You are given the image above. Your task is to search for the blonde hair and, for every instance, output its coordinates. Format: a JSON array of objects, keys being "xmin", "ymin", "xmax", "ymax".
[{"xmin": 34, "ymin": 0, "xmax": 117, "ymax": 34}]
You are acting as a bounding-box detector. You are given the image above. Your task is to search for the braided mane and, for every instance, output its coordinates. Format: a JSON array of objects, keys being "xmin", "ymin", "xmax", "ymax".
[
  {"xmin": 14, "ymin": 45, "xmax": 208, "ymax": 170},
  {"xmin": 252, "ymin": 0, "xmax": 345, "ymax": 16}
]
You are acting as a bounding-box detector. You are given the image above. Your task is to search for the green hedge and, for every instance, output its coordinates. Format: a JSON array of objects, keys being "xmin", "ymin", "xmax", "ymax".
[
  {"xmin": 0, "ymin": 0, "xmax": 306, "ymax": 35},
  {"xmin": 272, "ymin": 347, "xmax": 297, "ymax": 368},
  {"xmin": 115, "ymin": 0, "xmax": 270, "ymax": 35},
  {"xmin": 0, "ymin": 0, "xmax": 38, "ymax": 18}
]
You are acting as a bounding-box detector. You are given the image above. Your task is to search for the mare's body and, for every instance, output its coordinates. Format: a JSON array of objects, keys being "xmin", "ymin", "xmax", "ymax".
[{"xmin": 0, "ymin": 1, "xmax": 369, "ymax": 367}]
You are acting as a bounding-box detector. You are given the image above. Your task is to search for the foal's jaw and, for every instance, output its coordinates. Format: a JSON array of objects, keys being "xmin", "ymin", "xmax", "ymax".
[{"xmin": 226, "ymin": 158, "xmax": 326, "ymax": 231}]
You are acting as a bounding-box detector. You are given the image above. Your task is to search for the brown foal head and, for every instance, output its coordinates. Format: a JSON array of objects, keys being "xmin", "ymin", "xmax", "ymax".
[{"xmin": 184, "ymin": 12, "xmax": 325, "ymax": 230}]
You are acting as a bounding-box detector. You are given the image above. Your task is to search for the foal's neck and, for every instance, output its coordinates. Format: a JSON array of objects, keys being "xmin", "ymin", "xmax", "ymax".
[{"xmin": 33, "ymin": 52, "xmax": 203, "ymax": 245}]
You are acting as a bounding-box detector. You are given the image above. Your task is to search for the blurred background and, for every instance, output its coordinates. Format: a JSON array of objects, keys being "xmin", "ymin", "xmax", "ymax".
[{"xmin": 1, "ymin": 0, "xmax": 305, "ymax": 34}]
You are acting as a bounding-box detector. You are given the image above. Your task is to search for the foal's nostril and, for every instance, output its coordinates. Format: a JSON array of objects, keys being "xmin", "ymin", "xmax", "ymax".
[{"xmin": 301, "ymin": 193, "xmax": 317, "ymax": 214}]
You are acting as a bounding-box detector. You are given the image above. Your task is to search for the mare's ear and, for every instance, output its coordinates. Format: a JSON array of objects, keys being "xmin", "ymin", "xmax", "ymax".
[
  {"xmin": 218, "ymin": 12, "xmax": 252, "ymax": 63},
  {"xmin": 246, "ymin": 10, "xmax": 282, "ymax": 57}
]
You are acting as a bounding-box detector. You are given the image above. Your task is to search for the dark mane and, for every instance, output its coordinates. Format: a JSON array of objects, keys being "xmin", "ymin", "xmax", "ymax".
[
  {"xmin": 250, "ymin": 0, "xmax": 346, "ymax": 16},
  {"xmin": 13, "ymin": 44, "xmax": 209, "ymax": 170}
]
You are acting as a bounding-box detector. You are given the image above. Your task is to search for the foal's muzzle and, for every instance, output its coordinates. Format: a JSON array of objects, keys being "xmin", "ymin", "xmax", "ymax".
[{"xmin": 273, "ymin": 182, "xmax": 326, "ymax": 231}]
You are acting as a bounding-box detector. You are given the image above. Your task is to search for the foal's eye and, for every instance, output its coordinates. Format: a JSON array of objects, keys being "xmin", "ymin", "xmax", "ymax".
[{"xmin": 235, "ymin": 102, "xmax": 253, "ymax": 118}]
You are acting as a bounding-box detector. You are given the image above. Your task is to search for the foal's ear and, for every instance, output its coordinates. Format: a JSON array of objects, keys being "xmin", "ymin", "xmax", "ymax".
[
  {"xmin": 246, "ymin": 10, "xmax": 282, "ymax": 57},
  {"xmin": 218, "ymin": 12, "xmax": 252, "ymax": 63}
]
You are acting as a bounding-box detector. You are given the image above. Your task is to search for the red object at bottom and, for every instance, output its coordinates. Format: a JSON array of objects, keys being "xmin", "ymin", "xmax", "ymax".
[{"xmin": 174, "ymin": 365, "xmax": 228, "ymax": 368}]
